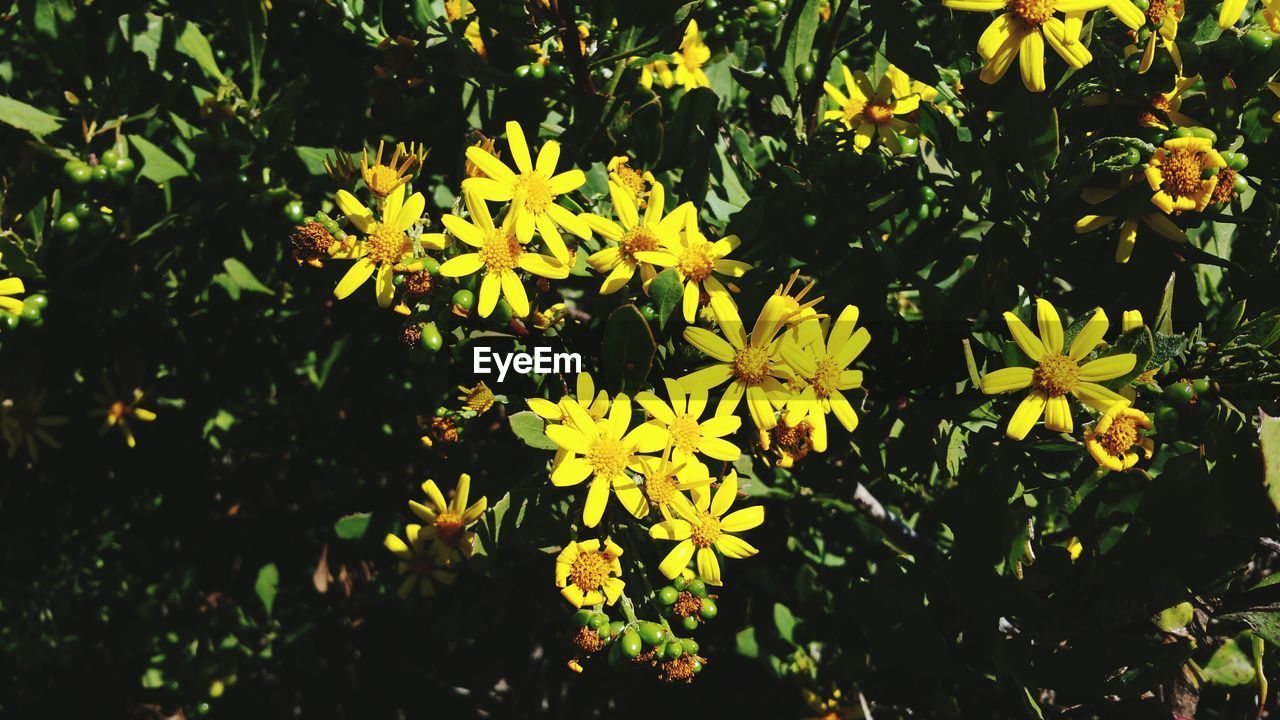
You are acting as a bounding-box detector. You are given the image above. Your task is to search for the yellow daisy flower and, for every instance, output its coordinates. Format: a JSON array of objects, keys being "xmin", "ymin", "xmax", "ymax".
[
  {"xmin": 1132, "ymin": 0, "xmax": 1183, "ymax": 74},
  {"xmin": 943, "ymin": 0, "xmax": 1142, "ymax": 92},
  {"xmin": 779, "ymin": 305, "xmax": 869, "ymax": 453},
  {"xmin": 1075, "ymin": 174, "xmax": 1189, "ymax": 263},
  {"xmin": 460, "ymin": 120, "xmax": 590, "ymax": 263},
  {"xmin": 639, "ymin": 59, "xmax": 675, "ymax": 90},
  {"xmin": 458, "ymin": 381, "xmax": 495, "ymax": 414},
  {"xmin": 636, "ymin": 377, "xmax": 743, "ymax": 477},
  {"xmin": 670, "ymin": 19, "xmax": 712, "ymax": 90},
  {"xmin": 758, "ymin": 415, "xmax": 817, "ymax": 469},
  {"xmin": 1142, "ymin": 75, "xmax": 1199, "ymax": 129},
  {"xmin": 1144, "ymin": 136, "xmax": 1227, "ymax": 213},
  {"xmin": 332, "ymin": 184, "xmax": 444, "ymax": 307},
  {"xmin": 543, "ymin": 394, "xmax": 665, "ymax": 527},
  {"xmin": 101, "ymin": 388, "xmax": 157, "ymax": 449},
  {"xmin": 980, "ymin": 299, "xmax": 1138, "ymax": 439},
  {"xmin": 360, "ymin": 140, "xmax": 421, "ymax": 198},
  {"xmin": 437, "ymin": 189, "xmax": 570, "ymax": 318},
  {"xmin": 582, "ymin": 181, "xmax": 691, "ymax": 295},
  {"xmin": 650, "ymin": 211, "xmax": 752, "ymax": 323},
  {"xmin": 607, "ymin": 156, "xmax": 656, "ymax": 209},
  {"xmin": 649, "ymin": 470, "xmax": 764, "ymax": 586},
  {"xmin": 555, "ymin": 538, "xmax": 625, "ymax": 607},
  {"xmin": 384, "ymin": 525, "xmax": 458, "ymax": 598},
  {"xmin": 632, "ymin": 439, "xmax": 715, "ymax": 511},
  {"xmin": 409, "ymin": 473, "xmax": 487, "ymax": 549},
  {"xmin": 528, "ymin": 372, "xmax": 611, "ymax": 470},
  {"xmin": 1085, "ymin": 402, "xmax": 1155, "ymax": 470},
  {"xmin": 823, "ymin": 64, "xmax": 929, "ymax": 152},
  {"xmin": 681, "ymin": 294, "xmax": 795, "ymax": 431},
  {"xmin": 0, "ymin": 274, "xmax": 25, "ymax": 315}
]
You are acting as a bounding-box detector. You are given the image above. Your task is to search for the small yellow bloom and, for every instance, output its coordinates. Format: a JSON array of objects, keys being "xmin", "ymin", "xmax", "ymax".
[
  {"xmin": 458, "ymin": 381, "xmax": 495, "ymax": 414},
  {"xmin": 531, "ymin": 302, "xmax": 567, "ymax": 330},
  {"xmin": 528, "ymin": 372, "xmax": 611, "ymax": 471},
  {"xmin": 607, "ymin": 156, "xmax": 656, "ymax": 209},
  {"xmin": 361, "ymin": 140, "xmax": 422, "ymax": 198},
  {"xmin": 632, "ymin": 440, "xmax": 715, "ymax": 511},
  {"xmin": 758, "ymin": 415, "xmax": 817, "ymax": 468},
  {"xmin": 1085, "ymin": 402, "xmax": 1155, "ymax": 470},
  {"xmin": 1075, "ymin": 174, "xmax": 1189, "ymax": 263},
  {"xmin": 980, "ymin": 299, "xmax": 1137, "ymax": 440},
  {"xmin": 681, "ymin": 294, "xmax": 795, "ymax": 431},
  {"xmin": 437, "ymin": 189, "xmax": 569, "ymax": 318},
  {"xmin": 639, "ymin": 59, "xmax": 675, "ymax": 90},
  {"xmin": 384, "ymin": 525, "xmax": 458, "ymax": 598},
  {"xmin": 1122, "ymin": 309, "xmax": 1143, "ymax": 331},
  {"xmin": 823, "ymin": 64, "xmax": 930, "ymax": 152},
  {"xmin": 1144, "ymin": 135, "xmax": 1227, "ymax": 214},
  {"xmin": 333, "ymin": 184, "xmax": 444, "ymax": 307},
  {"xmin": 543, "ymin": 394, "xmax": 665, "ymax": 527},
  {"xmin": 555, "ymin": 538, "xmax": 625, "ymax": 607},
  {"xmin": 409, "ymin": 473, "xmax": 488, "ymax": 550},
  {"xmin": 636, "ymin": 377, "xmax": 743, "ymax": 481},
  {"xmin": 670, "ymin": 19, "xmax": 712, "ymax": 90},
  {"xmin": 463, "ymin": 20, "xmax": 486, "ymax": 58},
  {"xmin": 1142, "ymin": 75, "xmax": 1199, "ymax": 129},
  {"xmin": 0, "ymin": 274, "xmax": 25, "ymax": 315},
  {"xmin": 649, "ymin": 211, "xmax": 751, "ymax": 323},
  {"xmin": 650, "ymin": 470, "xmax": 764, "ymax": 586},
  {"xmin": 460, "ymin": 121, "xmax": 590, "ymax": 263},
  {"xmin": 582, "ymin": 181, "xmax": 691, "ymax": 295},
  {"xmin": 780, "ymin": 305, "xmax": 869, "ymax": 453},
  {"xmin": 101, "ymin": 388, "xmax": 157, "ymax": 449},
  {"xmin": 1129, "ymin": 0, "xmax": 1183, "ymax": 74}
]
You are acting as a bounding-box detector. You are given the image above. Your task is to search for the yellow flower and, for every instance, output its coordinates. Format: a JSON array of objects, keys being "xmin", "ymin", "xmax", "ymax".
[
  {"xmin": 671, "ymin": 19, "xmax": 712, "ymax": 90},
  {"xmin": 636, "ymin": 377, "xmax": 743, "ymax": 479},
  {"xmin": 980, "ymin": 299, "xmax": 1137, "ymax": 439},
  {"xmin": 681, "ymin": 295, "xmax": 795, "ymax": 431},
  {"xmin": 632, "ymin": 439, "xmax": 715, "ymax": 511},
  {"xmin": 1122, "ymin": 309, "xmax": 1143, "ymax": 331},
  {"xmin": 823, "ymin": 64, "xmax": 929, "ymax": 152},
  {"xmin": 1075, "ymin": 174, "xmax": 1189, "ymax": 263},
  {"xmin": 1144, "ymin": 136, "xmax": 1227, "ymax": 213},
  {"xmin": 1217, "ymin": 0, "xmax": 1265, "ymax": 27},
  {"xmin": 0, "ymin": 274, "xmax": 25, "ymax": 315},
  {"xmin": 1142, "ymin": 75, "xmax": 1199, "ymax": 129},
  {"xmin": 460, "ymin": 121, "xmax": 590, "ymax": 263},
  {"xmin": 463, "ymin": 20, "xmax": 486, "ymax": 58},
  {"xmin": 943, "ymin": 0, "xmax": 1143, "ymax": 92},
  {"xmin": 639, "ymin": 59, "xmax": 675, "ymax": 90},
  {"xmin": 409, "ymin": 473, "xmax": 488, "ymax": 549},
  {"xmin": 531, "ymin": 302, "xmax": 567, "ymax": 330},
  {"xmin": 583, "ymin": 181, "xmax": 691, "ymax": 295},
  {"xmin": 607, "ymin": 156, "xmax": 656, "ymax": 209},
  {"xmin": 555, "ymin": 538, "xmax": 625, "ymax": 607},
  {"xmin": 333, "ymin": 184, "xmax": 444, "ymax": 307},
  {"xmin": 384, "ymin": 525, "xmax": 458, "ymax": 598},
  {"xmin": 528, "ymin": 372, "xmax": 611, "ymax": 470},
  {"xmin": 650, "ymin": 211, "xmax": 751, "ymax": 323},
  {"xmin": 779, "ymin": 305, "xmax": 869, "ymax": 453},
  {"xmin": 758, "ymin": 415, "xmax": 817, "ymax": 468},
  {"xmin": 458, "ymin": 381, "xmax": 495, "ymax": 414},
  {"xmin": 360, "ymin": 140, "xmax": 421, "ymax": 197},
  {"xmin": 1131, "ymin": 0, "xmax": 1183, "ymax": 74},
  {"xmin": 1085, "ymin": 402, "xmax": 1155, "ymax": 470},
  {"xmin": 543, "ymin": 394, "xmax": 665, "ymax": 527},
  {"xmin": 437, "ymin": 189, "xmax": 569, "ymax": 318},
  {"xmin": 649, "ymin": 470, "xmax": 764, "ymax": 586},
  {"xmin": 101, "ymin": 388, "xmax": 157, "ymax": 449}
]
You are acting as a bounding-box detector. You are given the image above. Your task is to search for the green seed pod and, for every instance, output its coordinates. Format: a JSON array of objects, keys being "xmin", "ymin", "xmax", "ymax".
[
  {"xmin": 421, "ymin": 322, "xmax": 443, "ymax": 352},
  {"xmin": 1155, "ymin": 404, "xmax": 1180, "ymax": 433},
  {"xmin": 587, "ymin": 613, "xmax": 609, "ymax": 630},
  {"xmin": 681, "ymin": 638, "xmax": 700, "ymax": 655},
  {"xmin": 1, "ymin": 312, "xmax": 19, "ymax": 330},
  {"xmin": 1192, "ymin": 378, "xmax": 1212, "ymax": 396},
  {"xmin": 571, "ymin": 609, "xmax": 593, "ymax": 627},
  {"xmin": 681, "ymin": 615, "xmax": 700, "ymax": 631},
  {"xmin": 620, "ymin": 630, "xmax": 642, "ymax": 658},
  {"xmin": 56, "ymin": 212, "xmax": 81, "ymax": 234},
  {"xmin": 24, "ymin": 294, "xmax": 48, "ymax": 310},
  {"xmin": 64, "ymin": 160, "xmax": 93, "ymax": 185},
  {"xmin": 698, "ymin": 597, "xmax": 718, "ymax": 619},
  {"xmin": 664, "ymin": 641, "xmax": 685, "ymax": 660},
  {"xmin": 452, "ymin": 289, "xmax": 476, "ymax": 312},
  {"xmin": 672, "ymin": 576, "xmax": 688, "ymax": 592},
  {"xmin": 1189, "ymin": 126, "xmax": 1217, "ymax": 142},
  {"xmin": 687, "ymin": 579, "xmax": 708, "ymax": 598},
  {"xmin": 1162, "ymin": 381, "xmax": 1194, "ymax": 405},
  {"xmin": 637, "ymin": 621, "xmax": 667, "ymax": 646},
  {"xmin": 608, "ymin": 620, "xmax": 625, "ymax": 638},
  {"xmin": 658, "ymin": 586, "xmax": 679, "ymax": 605},
  {"xmin": 1228, "ymin": 152, "xmax": 1249, "ymax": 171},
  {"xmin": 19, "ymin": 300, "xmax": 41, "ymax": 321}
]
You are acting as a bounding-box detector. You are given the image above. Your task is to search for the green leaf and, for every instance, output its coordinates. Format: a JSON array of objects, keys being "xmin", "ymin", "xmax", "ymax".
[
  {"xmin": 118, "ymin": 12, "xmax": 163, "ymax": 70},
  {"xmin": 601, "ymin": 305, "xmax": 657, "ymax": 395},
  {"xmin": 175, "ymin": 19, "xmax": 228, "ymax": 83},
  {"xmin": 1097, "ymin": 326, "xmax": 1154, "ymax": 389},
  {"xmin": 735, "ymin": 626, "xmax": 760, "ymax": 658},
  {"xmin": 1201, "ymin": 634, "xmax": 1257, "ymax": 686},
  {"xmin": 1155, "ymin": 271, "xmax": 1175, "ymax": 334},
  {"xmin": 1155, "ymin": 601, "xmax": 1194, "ymax": 632},
  {"xmin": 334, "ymin": 513, "xmax": 371, "ymax": 541},
  {"xmin": 220, "ymin": 258, "xmax": 274, "ymax": 295},
  {"xmin": 0, "ymin": 95, "xmax": 62, "ymax": 136},
  {"xmin": 509, "ymin": 411, "xmax": 558, "ymax": 451},
  {"xmin": 1262, "ymin": 411, "xmax": 1280, "ymax": 513},
  {"xmin": 773, "ymin": 602, "xmax": 797, "ymax": 643},
  {"xmin": 775, "ymin": 0, "xmax": 821, "ymax": 100},
  {"xmin": 648, "ymin": 268, "xmax": 683, "ymax": 330},
  {"xmin": 255, "ymin": 563, "xmax": 279, "ymax": 617},
  {"xmin": 294, "ymin": 146, "xmax": 332, "ymax": 175},
  {"xmin": 129, "ymin": 136, "xmax": 189, "ymax": 184}
]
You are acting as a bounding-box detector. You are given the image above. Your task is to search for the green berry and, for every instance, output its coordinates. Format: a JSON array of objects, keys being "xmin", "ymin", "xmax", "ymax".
[
  {"xmin": 756, "ymin": 1, "xmax": 779, "ymax": 19},
  {"xmin": 1172, "ymin": 126, "xmax": 1196, "ymax": 138},
  {"xmin": 801, "ymin": 212, "xmax": 818, "ymax": 229},
  {"xmin": 113, "ymin": 156, "xmax": 136, "ymax": 176},
  {"xmin": 452, "ymin": 289, "xmax": 475, "ymax": 312},
  {"xmin": 514, "ymin": 65, "xmax": 531, "ymax": 79},
  {"xmin": 102, "ymin": 148, "xmax": 122, "ymax": 166},
  {"xmin": 528, "ymin": 63, "xmax": 546, "ymax": 80},
  {"xmin": 1243, "ymin": 29, "xmax": 1275, "ymax": 55},
  {"xmin": 24, "ymin": 293, "xmax": 48, "ymax": 310},
  {"xmin": 56, "ymin": 212, "xmax": 81, "ymax": 234},
  {"xmin": 608, "ymin": 620, "xmax": 625, "ymax": 638},
  {"xmin": 488, "ymin": 298, "xmax": 514, "ymax": 325},
  {"xmin": 1, "ymin": 312, "xmax": 19, "ymax": 330},
  {"xmin": 672, "ymin": 576, "xmax": 688, "ymax": 591},
  {"xmin": 698, "ymin": 597, "xmax": 718, "ymax": 619},
  {"xmin": 1228, "ymin": 152, "xmax": 1249, "ymax": 171},
  {"xmin": 639, "ymin": 304, "xmax": 659, "ymax": 322},
  {"xmin": 587, "ymin": 613, "xmax": 609, "ymax": 630},
  {"xmin": 637, "ymin": 621, "xmax": 667, "ymax": 646},
  {"xmin": 681, "ymin": 638, "xmax": 700, "ymax": 655},
  {"xmin": 19, "ymin": 301, "xmax": 40, "ymax": 322},
  {"xmin": 620, "ymin": 630, "xmax": 642, "ymax": 657},
  {"xmin": 284, "ymin": 200, "xmax": 306, "ymax": 223},
  {"xmin": 895, "ymin": 134, "xmax": 920, "ymax": 156},
  {"xmin": 1189, "ymin": 126, "xmax": 1217, "ymax": 142},
  {"xmin": 687, "ymin": 578, "xmax": 707, "ymax": 597},
  {"xmin": 1132, "ymin": 0, "xmax": 1149, "ymax": 9},
  {"xmin": 917, "ymin": 186, "xmax": 938, "ymax": 204},
  {"xmin": 91, "ymin": 165, "xmax": 111, "ymax": 184},
  {"xmin": 1162, "ymin": 381, "xmax": 1194, "ymax": 405},
  {"xmin": 1234, "ymin": 174, "xmax": 1249, "ymax": 193},
  {"xmin": 64, "ymin": 160, "xmax": 93, "ymax": 185},
  {"xmin": 658, "ymin": 586, "xmax": 679, "ymax": 605},
  {"xmin": 1192, "ymin": 378, "xmax": 1212, "ymax": 396},
  {"xmin": 571, "ymin": 610, "xmax": 594, "ymax": 627},
  {"xmin": 681, "ymin": 615, "xmax": 700, "ymax": 631},
  {"xmin": 1155, "ymin": 404, "xmax": 1180, "ymax": 433},
  {"xmin": 420, "ymin": 322, "xmax": 443, "ymax": 352},
  {"xmin": 664, "ymin": 641, "xmax": 685, "ymax": 660},
  {"xmin": 795, "ymin": 62, "xmax": 816, "ymax": 83}
]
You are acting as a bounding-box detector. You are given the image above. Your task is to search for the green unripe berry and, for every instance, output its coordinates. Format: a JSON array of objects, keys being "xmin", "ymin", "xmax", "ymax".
[
  {"xmin": 91, "ymin": 165, "xmax": 111, "ymax": 184},
  {"xmin": 681, "ymin": 638, "xmax": 700, "ymax": 655},
  {"xmin": 64, "ymin": 160, "xmax": 92, "ymax": 185},
  {"xmin": 420, "ymin": 322, "xmax": 443, "ymax": 352},
  {"xmin": 794, "ymin": 62, "xmax": 816, "ymax": 83},
  {"xmin": 681, "ymin": 615, "xmax": 700, "ymax": 631},
  {"xmin": 56, "ymin": 212, "xmax": 81, "ymax": 234},
  {"xmin": 620, "ymin": 630, "xmax": 642, "ymax": 658},
  {"xmin": 687, "ymin": 578, "xmax": 707, "ymax": 597},
  {"xmin": 528, "ymin": 63, "xmax": 546, "ymax": 80},
  {"xmin": 672, "ymin": 576, "xmax": 687, "ymax": 591},
  {"xmin": 699, "ymin": 597, "xmax": 718, "ymax": 619},
  {"xmin": 571, "ymin": 610, "xmax": 594, "ymax": 627},
  {"xmin": 658, "ymin": 586, "xmax": 679, "ymax": 605},
  {"xmin": 1243, "ymin": 29, "xmax": 1275, "ymax": 55},
  {"xmin": 1155, "ymin": 404, "xmax": 1180, "ymax": 433},
  {"xmin": 664, "ymin": 641, "xmax": 685, "ymax": 660},
  {"xmin": 801, "ymin": 212, "xmax": 818, "ymax": 229},
  {"xmin": 637, "ymin": 621, "xmax": 666, "ymax": 646},
  {"xmin": 1192, "ymin": 378, "xmax": 1212, "ymax": 396},
  {"xmin": 514, "ymin": 65, "xmax": 531, "ymax": 78},
  {"xmin": 1162, "ymin": 381, "xmax": 1194, "ymax": 405},
  {"xmin": 452, "ymin": 289, "xmax": 476, "ymax": 312},
  {"xmin": 24, "ymin": 293, "xmax": 48, "ymax": 310},
  {"xmin": 587, "ymin": 613, "xmax": 609, "ymax": 630}
]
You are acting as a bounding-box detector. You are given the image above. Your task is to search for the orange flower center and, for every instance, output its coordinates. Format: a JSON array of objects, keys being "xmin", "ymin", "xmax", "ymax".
[
  {"xmin": 463, "ymin": 383, "xmax": 494, "ymax": 413},
  {"xmin": 108, "ymin": 401, "xmax": 127, "ymax": 422},
  {"xmin": 669, "ymin": 414, "xmax": 702, "ymax": 454},
  {"xmin": 514, "ymin": 172, "xmax": 554, "ymax": 215},
  {"xmin": 619, "ymin": 225, "xmax": 660, "ymax": 262},
  {"xmin": 1098, "ymin": 414, "xmax": 1141, "ymax": 457},
  {"xmin": 434, "ymin": 511, "xmax": 465, "ymax": 542},
  {"xmin": 672, "ymin": 590, "xmax": 702, "ymax": 617},
  {"xmin": 1032, "ymin": 354, "xmax": 1080, "ymax": 397},
  {"xmin": 677, "ymin": 241, "xmax": 716, "ymax": 282},
  {"xmin": 690, "ymin": 512, "xmax": 722, "ymax": 548},
  {"xmin": 612, "ymin": 162, "xmax": 649, "ymax": 206},
  {"xmin": 568, "ymin": 549, "xmax": 613, "ymax": 592},
  {"xmin": 810, "ymin": 357, "xmax": 842, "ymax": 399},
  {"xmin": 863, "ymin": 102, "xmax": 895, "ymax": 125},
  {"xmin": 1160, "ymin": 147, "xmax": 1206, "ymax": 198},
  {"xmin": 1146, "ymin": 0, "xmax": 1169, "ymax": 24},
  {"xmin": 1009, "ymin": 0, "xmax": 1055, "ymax": 26},
  {"xmin": 731, "ymin": 345, "xmax": 772, "ymax": 385},
  {"xmin": 586, "ymin": 436, "xmax": 628, "ymax": 478},
  {"xmin": 365, "ymin": 222, "xmax": 411, "ymax": 266},
  {"xmin": 480, "ymin": 231, "xmax": 523, "ymax": 274},
  {"xmin": 644, "ymin": 471, "xmax": 678, "ymax": 505}
]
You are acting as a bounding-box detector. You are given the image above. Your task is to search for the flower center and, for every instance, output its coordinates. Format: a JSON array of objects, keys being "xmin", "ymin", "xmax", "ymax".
[
  {"xmin": 1009, "ymin": 0, "xmax": 1054, "ymax": 26},
  {"xmin": 514, "ymin": 173, "xmax": 554, "ymax": 215},
  {"xmin": 672, "ymin": 590, "xmax": 702, "ymax": 617},
  {"xmin": 690, "ymin": 512, "xmax": 722, "ymax": 548},
  {"xmin": 568, "ymin": 549, "xmax": 612, "ymax": 592},
  {"xmin": 669, "ymin": 414, "xmax": 702, "ymax": 454},
  {"xmin": 365, "ymin": 222, "xmax": 410, "ymax": 266},
  {"xmin": 619, "ymin": 225, "xmax": 660, "ymax": 262},
  {"xmin": 1210, "ymin": 167, "xmax": 1237, "ymax": 206},
  {"xmin": 644, "ymin": 472, "xmax": 678, "ymax": 505},
  {"xmin": 572, "ymin": 625, "xmax": 607, "ymax": 654},
  {"xmin": 1150, "ymin": 94, "xmax": 1172, "ymax": 112},
  {"xmin": 1032, "ymin": 354, "xmax": 1080, "ymax": 397},
  {"xmin": 677, "ymin": 241, "xmax": 716, "ymax": 282},
  {"xmin": 463, "ymin": 383, "xmax": 494, "ymax": 413},
  {"xmin": 810, "ymin": 358, "xmax": 842, "ymax": 400},
  {"xmin": 108, "ymin": 401, "xmax": 127, "ymax": 422},
  {"xmin": 402, "ymin": 269, "xmax": 434, "ymax": 298},
  {"xmin": 613, "ymin": 162, "xmax": 648, "ymax": 203},
  {"xmin": 434, "ymin": 511, "xmax": 464, "ymax": 542},
  {"xmin": 480, "ymin": 231, "xmax": 523, "ymax": 274},
  {"xmin": 586, "ymin": 436, "xmax": 629, "ymax": 479},
  {"xmin": 731, "ymin": 345, "xmax": 772, "ymax": 385},
  {"xmin": 1145, "ymin": 0, "xmax": 1169, "ymax": 24},
  {"xmin": 863, "ymin": 102, "xmax": 895, "ymax": 125},
  {"xmin": 365, "ymin": 165, "xmax": 406, "ymax": 197},
  {"xmin": 1161, "ymin": 147, "xmax": 1206, "ymax": 198},
  {"xmin": 1098, "ymin": 415, "xmax": 1140, "ymax": 457}
]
